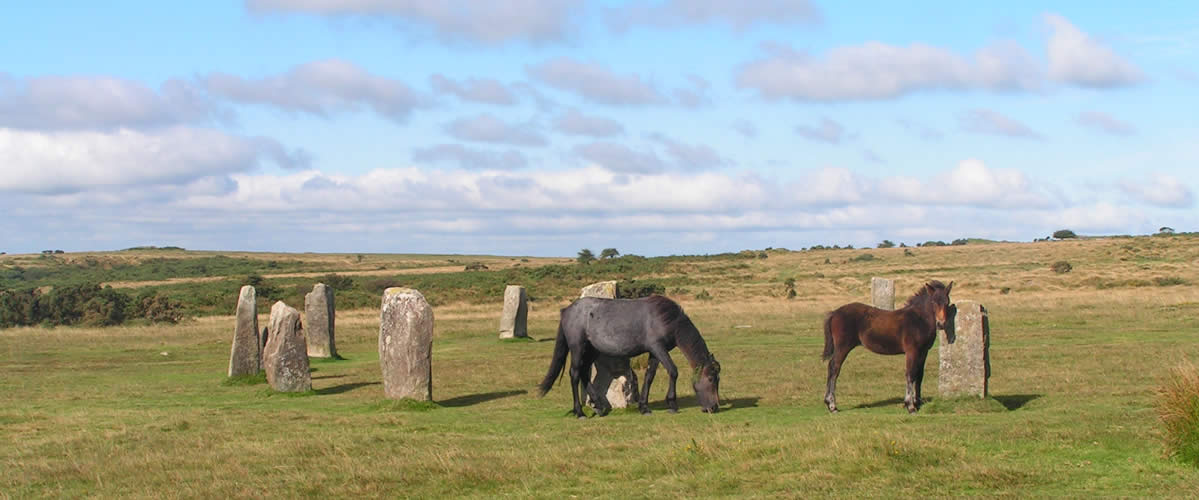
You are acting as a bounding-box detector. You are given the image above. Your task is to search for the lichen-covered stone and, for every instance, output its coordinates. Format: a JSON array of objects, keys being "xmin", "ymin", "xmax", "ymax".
[
  {"xmin": 871, "ymin": 277, "xmax": 895, "ymax": 311},
  {"xmin": 938, "ymin": 300, "xmax": 990, "ymax": 398},
  {"xmin": 379, "ymin": 288, "xmax": 433, "ymax": 401},
  {"xmin": 498, "ymin": 285, "xmax": 528, "ymax": 339},
  {"xmin": 304, "ymin": 283, "xmax": 337, "ymax": 358},
  {"xmin": 263, "ymin": 301, "xmax": 311, "ymax": 392},
  {"xmin": 587, "ymin": 355, "xmax": 640, "ymax": 410},
  {"xmin": 227, "ymin": 286, "xmax": 260, "ymax": 377},
  {"xmin": 580, "ymin": 280, "xmax": 618, "ymax": 299}
]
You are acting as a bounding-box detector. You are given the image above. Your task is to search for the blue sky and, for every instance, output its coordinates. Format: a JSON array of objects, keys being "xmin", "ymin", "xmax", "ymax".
[{"xmin": 1, "ymin": 1, "xmax": 1195, "ymax": 256}]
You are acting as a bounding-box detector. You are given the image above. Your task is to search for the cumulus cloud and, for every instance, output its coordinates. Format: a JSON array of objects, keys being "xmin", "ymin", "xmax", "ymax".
[
  {"xmin": 879, "ymin": 158, "xmax": 1055, "ymax": 209},
  {"xmin": 553, "ymin": 108, "xmax": 624, "ymax": 137},
  {"xmin": 648, "ymin": 132, "xmax": 729, "ymax": 169},
  {"xmin": 732, "ymin": 119, "xmax": 758, "ymax": 138},
  {"xmin": 412, "ymin": 143, "xmax": 528, "ymax": 170},
  {"xmin": 1045, "ymin": 13, "xmax": 1142, "ymax": 88},
  {"xmin": 1119, "ymin": 174, "xmax": 1193, "ymax": 208},
  {"xmin": 444, "ymin": 113, "xmax": 547, "ymax": 146},
  {"xmin": 246, "ymin": 0, "xmax": 583, "ymax": 45},
  {"xmin": 736, "ymin": 40, "xmax": 1041, "ymax": 101},
  {"xmin": 959, "ymin": 109, "xmax": 1043, "ymax": 139},
  {"xmin": 896, "ymin": 118, "xmax": 943, "ymax": 141},
  {"xmin": 0, "ymin": 126, "xmax": 307, "ymax": 194},
  {"xmin": 606, "ymin": 0, "xmax": 821, "ymax": 32},
  {"xmin": 526, "ymin": 57, "xmax": 667, "ymax": 106},
  {"xmin": 572, "ymin": 141, "xmax": 665, "ymax": 173},
  {"xmin": 795, "ymin": 117, "xmax": 845, "ymax": 144},
  {"xmin": 203, "ymin": 59, "xmax": 424, "ymax": 122},
  {"xmin": 1075, "ymin": 111, "xmax": 1136, "ymax": 136},
  {"xmin": 429, "ymin": 74, "xmax": 517, "ymax": 105},
  {"xmin": 0, "ymin": 73, "xmax": 225, "ymax": 131},
  {"xmin": 673, "ymin": 74, "xmax": 711, "ymax": 108}
]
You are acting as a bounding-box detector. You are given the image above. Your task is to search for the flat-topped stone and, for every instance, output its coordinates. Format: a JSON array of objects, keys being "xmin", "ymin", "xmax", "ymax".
[
  {"xmin": 379, "ymin": 287, "xmax": 433, "ymax": 401},
  {"xmin": 580, "ymin": 280, "xmax": 618, "ymax": 299},
  {"xmin": 871, "ymin": 277, "xmax": 895, "ymax": 311},
  {"xmin": 939, "ymin": 300, "xmax": 990, "ymax": 398},
  {"xmin": 498, "ymin": 285, "xmax": 528, "ymax": 339}
]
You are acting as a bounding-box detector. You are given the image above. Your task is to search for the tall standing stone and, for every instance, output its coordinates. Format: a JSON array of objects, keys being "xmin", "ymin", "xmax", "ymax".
[
  {"xmin": 871, "ymin": 277, "xmax": 895, "ymax": 311},
  {"xmin": 498, "ymin": 285, "xmax": 528, "ymax": 339},
  {"xmin": 379, "ymin": 288, "xmax": 433, "ymax": 401},
  {"xmin": 938, "ymin": 300, "xmax": 990, "ymax": 398},
  {"xmin": 580, "ymin": 280, "xmax": 618, "ymax": 299},
  {"xmin": 227, "ymin": 285, "xmax": 260, "ymax": 377},
  {"xmin": 263, "ymin": 301, "xmax": 311, "ymax": 392},
  {"xmin": 304, "ymin": 283, "xmax": 337, "ymax": 358}
]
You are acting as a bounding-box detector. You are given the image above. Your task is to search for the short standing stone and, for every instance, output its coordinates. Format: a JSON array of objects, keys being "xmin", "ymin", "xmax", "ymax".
[
  {"xmin": 871, "ymin": 277, "xmax": 895, "ymax": 311},
  {"xmin": 304, "ymin": 283, "xmax": 337, "ymax": 358},
  {"xmin": 580, "ymin": 280, "xmax": 618, "ymax": 299},
  {"xmin": 227, "ymin": 285, "xmax": 260, "ymax": 377},
  {"xmin": 587, "ymin": 355, "xmax": 640, "ymax": 410},
  {"xmin": 379, "ymin": 288, "xmax": 433, "ymax": 401},
  {"xmin": 498, "ymin": 285, "xmax": 528, "ymax": 339},
  {"xmin": 938, "ymin": 300, "xmax": 990, "ymax": 398},
  {"xmin": 263, "ymin": 301, "xmax": 311, "ymax": 392}
]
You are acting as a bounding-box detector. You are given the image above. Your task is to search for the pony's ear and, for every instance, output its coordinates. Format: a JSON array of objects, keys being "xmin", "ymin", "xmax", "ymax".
[{"xmin": 947, "ymin": 281, "xmax": 954, "ymax": 293}]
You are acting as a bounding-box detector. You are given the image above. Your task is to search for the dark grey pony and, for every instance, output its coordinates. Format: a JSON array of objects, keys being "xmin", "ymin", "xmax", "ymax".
[{"xmin": 538, "ymin": 295, "xmax": 721, "ymax": 417}]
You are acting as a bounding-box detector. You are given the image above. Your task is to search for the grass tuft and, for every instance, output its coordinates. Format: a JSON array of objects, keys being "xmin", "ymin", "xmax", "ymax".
[
  {"xmin": 371, "ymin": 399, "xmax": 441, "ymax": 412},
  {"xmin": 258, "ymin": 388, "xmax": 318, "ymax": 398},
  {"xmin": 220, "ymin": 372, "xmax": 267, "ymax": 386},
  {"xmin": 1156, "ymin": 360, "xmax": 1199, "ymax": 467}
]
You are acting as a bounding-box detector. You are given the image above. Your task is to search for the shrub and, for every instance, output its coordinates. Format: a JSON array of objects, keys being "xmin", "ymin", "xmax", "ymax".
[
  {"xmin": 1155, "ymin": 277, "xmax": 1188, "ymax": 287},
  {"xmin": 320, "ymin": 273, "xmax": 355, "ymax": 291},
  {"xmin": 463, "ymin": 262, "xmax": 488, "ymax": 271},
  {"xmin": 1157, "ymin": 360, "xmax": 1199, "ymax": 466},
  {"xmin": 877, "ymin": 240, "xmax": 895, "ymax": 249},
  {"xmin": 850, "ymin": 253, "xmax": 875, "ymax": 262},
  {"xmin": 600, "ymin": 248, "xmax": 620, "ymax": 259},
  {"xmin": 1053, "ymin": 229, "xmax": 1077, "ymax": 239},
  {"xmin": 757, "ymin": 251, "xmax": 768, "ymax": 259},
  {"xmin": 951, "ymin": 238, "xmax": 968, "ymax": 246},
  {"xmin": 694, "ymin": 290, "xmax": 712, "ymax": 301},
  {"xmin": 617, "ymin": 280, "xmax": 665, "ymax": 299},
  {"xmin": 903, "ymin": 249, "xmax": 915, "ymax": 257},
  {"xmin": 1051, "ymin": 261, "xmax": 1072, "ymax": 274},
  {"xmin": 577, "ymin": 249, "xmax": 595, "ymax": 265}
]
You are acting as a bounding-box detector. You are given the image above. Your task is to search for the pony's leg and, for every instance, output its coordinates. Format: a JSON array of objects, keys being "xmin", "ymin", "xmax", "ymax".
[
  {"xmin": 903, "ymin": 350, "xmax": 921, "ymax": 413},
  {"xmin": 913, "ymin": 349, "xmax": 929, "ymax": 408},
  {"xmin": 639, "ymin": 356, "xmax": 659, "ymax": 414},
  {"xmin": 648, "ymin": 346, "xmax": 680, "ymax": 413},
  {"xmin": 824, "ymin": 347, "xmax": 851, "ymax": 413},
  {"xmin": 567, "ymin": 347, "xmax": 588, "ymax": 419}
]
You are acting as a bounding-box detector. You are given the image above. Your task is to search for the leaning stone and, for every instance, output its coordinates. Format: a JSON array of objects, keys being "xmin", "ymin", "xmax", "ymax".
[
  {"xmin": 498, "ymin": 285, "xmax": 528, "ymax": 339},
  {"xmin": 379, "ymin": 288, "xmax": 433, "ymax": 401},
  {"xmin": 227, "ymin": 285, "xmax": 260, "ymax": 377},
  {"xmin": 871, "ymin": 277, "xmax": 895, "ymax": 311},
  {"xmin": 938, "ymin": 300, "xmax": 990, "ymax": 398},
  {"xmin": 587, "ymin": 355, "xmax": 640, "ymax": 410},
  {"xmin": 580, "ymin": 280, "xmax": 618, "ymax": 299},
  {"xmin": 304, "ymin": 283, "xmax": 337, "ymax": 358},
  {"xmin": 263, "ymin": 301, "xmax": 311, "ymax": 392}
]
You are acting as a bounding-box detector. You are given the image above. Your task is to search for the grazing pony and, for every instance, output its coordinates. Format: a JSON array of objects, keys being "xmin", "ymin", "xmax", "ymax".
[
  {"xmin": 822, "ymin": 280, "xmax": 953, "ymax": 413},
  {"xmin": 538, "ymin": 295, "xmax": 721, "ymax": 417}
]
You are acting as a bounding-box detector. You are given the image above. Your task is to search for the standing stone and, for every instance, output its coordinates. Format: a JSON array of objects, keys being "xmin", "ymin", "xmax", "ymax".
[
  {"xmin": 227, "ymin": 285, "xmax": 260, "ymax": 377},
  {"xmin": 587, "ymin": 355, "xmax": 640, "ymax": 411},
  {"xmin": 263, "ymin": 301, "xmax": 311, "ymax": 392},
  {"xmin": 580, "ymin": 280, "xmax": 618, "ymax": 299},
  {"xmin": 871, "ymin": 277, "xmax": 895, "ymax": 311},
  {"xmin": 304, "ymin": 283, "xmax": 337, "ymax": 358},
  {"xmin": 379, "ymin": 288, "xmax": 433, "ymax": 401},
  {"xmin": 498, "ymin": 285, "xmax": 528, "ymax": 339},
  {"xmin": 938, "ymin": 300, "xmax": 990, "ymax": 398}
]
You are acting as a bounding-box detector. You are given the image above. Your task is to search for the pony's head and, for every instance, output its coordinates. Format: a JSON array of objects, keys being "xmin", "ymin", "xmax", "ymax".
[
  {"xmin": 693, "ymin": 354, "xmax": 721, "ymax": 413},
  {"xmin": 927, "ymin": 281, "xmax": 954, "ymax": 329}
]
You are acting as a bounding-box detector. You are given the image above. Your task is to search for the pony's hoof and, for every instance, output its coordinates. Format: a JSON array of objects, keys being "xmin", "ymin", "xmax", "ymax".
[
  {"xmin": 827, "ymin": 407, "xmax": 838, "ymax": 414},
  {"xmin": 577, "ymin": 414, "xmax": 588, "ymax": 420},
  {"xmin": 639, "ymin": 407, "xmax": 652, "ymax": 415},
  {"xmin": 668, "ymin": 408, "xmax": 679, "ymax": 414}
]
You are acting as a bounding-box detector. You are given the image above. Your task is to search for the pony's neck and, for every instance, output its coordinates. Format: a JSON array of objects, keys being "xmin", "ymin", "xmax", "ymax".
[
  {"xmin": 901, "ymin": 293, "xmax": 937, "ymax": 329},
  {"xmin": 675, "ymin": 322, "xmax": 713, "ymax": 369}
]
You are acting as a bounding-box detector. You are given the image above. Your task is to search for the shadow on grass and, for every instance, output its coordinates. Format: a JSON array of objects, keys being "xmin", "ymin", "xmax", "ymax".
[
  {"xmin": 994, "ymin": 394, "xmax": 1041, "ymax": 410},
  {"xmin": 854, "ymin": 397, "xmax": 905, "ymax": 410},
  {"xmin": 316, "ymin": 381, "xmax": 380, "ymax": 395},
  {"xmin": 312, "ymin": 374, "xmax": 346, "ymax": 381},
  {"xmin": 311, "ymin": 355, "xmax": 350, "ymax": 363},
  {"xmin": 499, "ymin": 337, "xmax": 536, "ymax": 344},
  {"xmin": 438, "ymin": 389, "xmax": 527, "ymax": 407},
  {"xmin": 645, "ymin": 395, "xmax": 760, "ymax": 413}
]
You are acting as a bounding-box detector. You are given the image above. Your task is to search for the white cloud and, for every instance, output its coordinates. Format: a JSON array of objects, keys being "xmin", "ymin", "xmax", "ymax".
[
  {"xmin": 1120, "ymin": 174, "xmax": 1194, "ymax": 208},
  {"xmin": 444, "ymin": 113, "xmax": 547, "ymax": 146},
  {"xmin": 0, "ymin": 127, "xmax": 306, "ymax": 194},
  {"xmin": 879, "ymin": 159, "xmax": 1055, "ymax": 209},
  {"xmin": 204, "ymin": 59, "xmax": 424, "ymax": 122},
  {"xmin": 732, "ymin": 119, "xmax": 758, "ymax": 138},
  {"xmin": 411, "ymin": 144, "xmax": 528, "ymax": 170},
  {"xmin": 246, "ymin": 0, "xmax": 583, "ymax": 45},
  {"xmin": 648, "ymin": 133, "xmax": 729, "ymax": 169},
  {"xmin": 0, "ymin": 73, "xmax": 224, "ymax": 131},
  {"xmin": 1075, "ymin": 111, "xmax": 1136, "ymax": 135},
  {"xmin": 795, "ymin": 117, "xmax": 845, "ymax": 144},
  {"xmin": 1045, "ymin": 13, "xmax": 1143, "ymax": 88},
  {"xmin": 573, "ymin": 142, "xmax": 665, "ymax": 173},
  {"xmin": 736, "ymin": 40, "xmax": 1041, "ymax": 101},
  {"xmin": 526, "ymin": 57, "xmax": 668, "ymax": 106},
  {"xmin": 1052, "ymin": 202, "xmax": 1147, "ymax": 233},
  {"xmin": 606, "ymin": 0, "xmax": 821, "ymax": 32},
  {"xmin": 429, "ymin": 74, "xmax": 517, "ymax": 105},
  {"xmin": 553, "ymin": 108, "xmax": 625, "ymax": 137},
  {"xmin": 959, "ymin": 108, "xmax": 1043, "ymax": 139}
]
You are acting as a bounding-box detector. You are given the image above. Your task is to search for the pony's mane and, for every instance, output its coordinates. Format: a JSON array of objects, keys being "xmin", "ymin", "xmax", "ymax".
[
  {"xmin": 903, "ymin": 280, "xmax": 947, "ymax": 308},
  {"xmin": 645, "ymin": 295, "xmax": 715, "ymax": 370}
]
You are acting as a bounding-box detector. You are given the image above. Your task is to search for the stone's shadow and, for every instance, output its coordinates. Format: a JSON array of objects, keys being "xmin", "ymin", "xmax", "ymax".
[
  {"xmin": 854, "ymin": 397, "xmax": 906, "ymax": 409},
  {"xmin": 438, "ymin": 390, "xmax": 527, "ymax": 408},
  {"xmin": 315, "ymin": 382, "xmax": 380, "ymax": 395},
  {"xmin": 311, "ymin": 374, "xmax": 346, "ymax": 381},
  {"xmin": 945, "ymin": 304, "xmax": 958, "ymax": 344},
  {"xmin": 994, "ymin": 394, "xmax": 1041, "ymax": 410},
  {"xmin": 537, "ymin": 338, "xmax": 554, "ymax": 342}
]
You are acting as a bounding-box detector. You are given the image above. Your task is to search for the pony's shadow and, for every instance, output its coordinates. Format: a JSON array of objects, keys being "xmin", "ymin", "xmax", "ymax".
[
  {"xmin": 315, "ymin": 382, "xmax": 380, "ymax": 395},
  {"xmin": 645, "ymin": 395, "xmax": 760, "ymax": 413},
  {"xmin": 439, "ymin": 390, "xmax": 527, "ymax": 408},
  {"xmin": 994, "ymin": 394, "xmax": 1041, "ymax": 410},
  {"xmin": 854, "ymin": 397, "xmax": 906, "ymax": 410}
]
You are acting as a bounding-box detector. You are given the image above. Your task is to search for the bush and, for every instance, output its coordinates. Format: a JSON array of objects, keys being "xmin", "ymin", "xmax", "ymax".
[
  {"xmin": 877, "ymin": 240, "xmax": 895, "ymax": 249},
  {"xmin": 463, "ymin": 262, "xmax": 488, "ymax": 271},
  {"xmin": 1051, "ymin": 261, "xmax": 1072, "ymax": 274},
  {"xmin": 617, "ymin": 280, "xmax": 665, "ymax": 299},
  {"xmin": 694, "ymin": 290, "xmax": 712, "ymax": 301},
  {"xmin": 320, "ymin": 273, "xmax": 355, "ymax": 291},
  {"xmin": 850, "ymin": 253, "xmax": 875, "ymax": 262},
  {"xmin": 1157, "ymin": 360, "xmax": 1199, "ymax": 466},
  {"xmin": 903, "ymin": 249, "xmax": 915, "ymax": 257},
  {"xmin": 1053, "ymin": 229, "xmax": 1077, "ymax": 239},
  {"xmin": 951, "ymin": 238, "xmax": 968, "ymax": 246},
  {"xmin": 1155, "ymin": 277, "xmax": 1188, "ymax": 287}
]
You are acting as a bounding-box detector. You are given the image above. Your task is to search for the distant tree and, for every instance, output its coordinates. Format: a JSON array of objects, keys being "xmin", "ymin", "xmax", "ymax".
[
  {"xmin": 577, "ymin": 249, "xmax": 595, "ymax": 265},
  {"xmin": 600, "ymin": 248, "xmax": 620, "ymax": 259},
  {"xmin": 1159, "ymin": 226, "xmax": 1176, "ymax": 234},
  {"xmin": 877, "ymin": 240, "xmax": 895, "ymax": 249},
  {"xmin": 1053, "ymin": 229, "xmax": 1078, "ymax": 239},
  {"xmin": 783, "ymin": 278, "xmax": 797, "ymax": 299},
  {"xmin": 951, "ymin": 238, "xmax": 968, "ymax": 246}
]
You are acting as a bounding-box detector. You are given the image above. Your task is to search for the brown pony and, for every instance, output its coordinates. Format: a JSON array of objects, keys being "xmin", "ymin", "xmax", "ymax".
[{"xmin": 822, "ymin": 280, "xmax": 953, "ymax": 413}]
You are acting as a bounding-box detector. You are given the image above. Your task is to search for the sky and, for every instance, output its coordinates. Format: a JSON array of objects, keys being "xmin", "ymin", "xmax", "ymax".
[{"xmin": 1, "ymin": 1, "xmax": 1195, "ymax": 257}]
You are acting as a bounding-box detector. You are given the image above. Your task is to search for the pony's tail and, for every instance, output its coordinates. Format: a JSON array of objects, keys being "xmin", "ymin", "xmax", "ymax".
[
  {"xmin": 537, "ymin": 321, "xmax": 569, "ymax": 397},
  {"xmin": 821, "ymin": 313, "xmax": 835, "ymax": 361}
]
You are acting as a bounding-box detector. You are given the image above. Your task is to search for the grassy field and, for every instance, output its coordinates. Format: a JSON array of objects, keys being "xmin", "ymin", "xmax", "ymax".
[{"xmin": 3, "ymin": 236, "xmax": 1199, "ymax": 497}]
